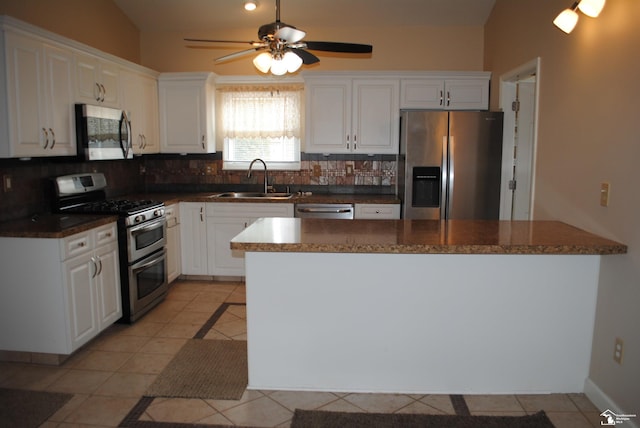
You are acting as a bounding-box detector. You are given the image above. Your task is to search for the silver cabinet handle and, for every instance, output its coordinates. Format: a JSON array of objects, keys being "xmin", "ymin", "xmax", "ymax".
[
  {"xmin": 49, "ymin": 128, "xmax": 55, "ymax": 149},
  {"xmin": 97, "ymin": 257, "xmax": 103, "ymax": 276},
  {"xmin": 100, "ymin": 83, "xmax": 106, "ymax": 102},
  {"xmin": 439, "ymin": 90, "xmax": 444, "ymax": 106},
  {"xmin": 201, "ymin": 135, "xmax": 205, "ymax": 150},
  {"xmin": 446, "ymin": 91, "xmax": 451, "ymax": 106},
  {"xmin": 200, "ymin": 207, "xmax": 204, "ymax": 222},
  {"xmin": 90, "ymin": 256, "xmax": 98, "ymax": 278},
  {"xmin": 95, "ymin": 82, "xmax": 101, "ymax": 102}
]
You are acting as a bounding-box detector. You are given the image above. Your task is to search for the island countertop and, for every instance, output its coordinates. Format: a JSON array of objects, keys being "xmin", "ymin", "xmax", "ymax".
[{"xmin": 230, "ymin": 218, "xmax": 627, "ymax": 255}]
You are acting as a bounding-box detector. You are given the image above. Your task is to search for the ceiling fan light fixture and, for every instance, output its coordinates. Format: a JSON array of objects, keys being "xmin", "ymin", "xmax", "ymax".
[
  {"xmin": 577, "ymin": 0, "xmax": 606, "ymax": 17},
  {"xmin": 553, "ymin": 3, "xmax": 580, "ymax": 33},
  {"xmin": 253, "ymin": 51, "xmax": 272, "ymax": 73},
  {"xmin": 270, "ymin": 56, "xmax": 288, "ymax": 75},
  {"xmin": 283, "ymin": 51, "xmax": 303, "ymax": 73},
  {"xmin": 244, "ymin": 1, "xmax": 258, "ymax": 11}
]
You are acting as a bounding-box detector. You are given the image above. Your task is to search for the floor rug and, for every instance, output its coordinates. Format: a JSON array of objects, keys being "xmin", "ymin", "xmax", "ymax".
[
  {"xmin": 291, "ymin": 409, "xmax": 555, "ymax": 428},
  {"xmin": 0, "ymin": 388, "xmax": 73, "ymax": 428},
  {"xmin": 145, "ymin": 340, "xmax": 247, "ymax": 400}
]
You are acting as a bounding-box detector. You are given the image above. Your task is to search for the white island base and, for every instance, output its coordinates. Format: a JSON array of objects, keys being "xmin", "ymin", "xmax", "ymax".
[{"xmin": 244, "ymin": 251, "xmax": 600, "ymax": 394}]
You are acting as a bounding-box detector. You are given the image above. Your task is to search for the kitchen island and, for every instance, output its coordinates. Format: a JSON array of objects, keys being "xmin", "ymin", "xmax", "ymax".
[{"xmin": 231, "ymin": 219, "xmax": 626, "ymax": 394}]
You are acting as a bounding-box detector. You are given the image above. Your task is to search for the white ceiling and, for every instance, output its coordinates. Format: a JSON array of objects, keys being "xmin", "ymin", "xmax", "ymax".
[{"xmin": 113, "ymin": 0, "xmax": 497, "ymax": 33}]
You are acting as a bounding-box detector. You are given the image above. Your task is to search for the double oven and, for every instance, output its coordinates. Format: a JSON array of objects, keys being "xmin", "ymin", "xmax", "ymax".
[{"xmin": 54, "ymin": 173, "xmax": 168, "ymax": 323}]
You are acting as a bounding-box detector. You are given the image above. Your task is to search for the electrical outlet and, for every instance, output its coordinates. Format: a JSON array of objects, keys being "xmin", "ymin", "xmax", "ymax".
[
  {"xmin": 600, "ymin": 182, "xmax": 610, "ymax": 207},
  {"xmin": 3, "ymin": 174, "xmax": 12, "ymax": 192},
  {"xmin": 613, "ymin": 337, "xmax": 624, "ymax": 364},
  {"xmin": 313, "ymin": 164, "xmax": 322, "ymax": 177},
  {"xmin": 346, "ymin": 163, "xmax": 354, "ymax": 176}
]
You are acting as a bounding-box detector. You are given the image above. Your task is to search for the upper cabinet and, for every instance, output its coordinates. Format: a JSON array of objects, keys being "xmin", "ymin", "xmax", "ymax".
[
  {"xmin": 121, "ymin": 69, "xmax": 160, "ymax": 155},
  {"xmin": 0, "ymin": 30, "xmax": 76, "ymax": 158},
  {"xmin": 74, "ymin": 52, "xmax": 120, "ymax": 107},
  {"xmin": 159, "ymin": 72, "xmax": 216, "ymax": 154},
  {"xmin": 400, "ymin": 74, "xmax": 490, "ymax": 110},
  {"xmin": 305, "ymin": 75, "xmax": 399, "ymax": 155}
]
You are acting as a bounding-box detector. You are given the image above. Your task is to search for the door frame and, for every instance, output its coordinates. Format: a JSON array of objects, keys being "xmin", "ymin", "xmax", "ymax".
[{"xmin": 498, "ymin": 57, "xmax": 541, "ymax": 220}]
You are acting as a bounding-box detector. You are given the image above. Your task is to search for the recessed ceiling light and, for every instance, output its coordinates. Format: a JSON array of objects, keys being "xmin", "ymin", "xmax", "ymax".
[{"xmin": 244, "ymin": 1, "xmax": 258, "ymax": 11}]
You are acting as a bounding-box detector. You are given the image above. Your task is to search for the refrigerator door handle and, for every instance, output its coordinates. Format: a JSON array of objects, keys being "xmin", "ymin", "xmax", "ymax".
[
  {"xmin": 441, "ymin": 136, "xmax": 449, "ymax": 220},
  {"xmin": 447, "ymin": 136, "xmax": 455, "ymax": 219}
]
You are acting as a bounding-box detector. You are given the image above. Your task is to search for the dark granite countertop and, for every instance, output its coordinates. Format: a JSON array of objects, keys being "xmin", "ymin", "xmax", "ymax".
[
  {"xmin": 0, "ymin": 214, "xmax": 118, "ymax": 239},
  {"xmin": 231, "ymin": 218, "xmax": 628, "ymax": 255}
]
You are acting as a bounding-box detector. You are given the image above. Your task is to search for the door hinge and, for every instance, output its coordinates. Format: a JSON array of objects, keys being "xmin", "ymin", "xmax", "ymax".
[
  {"xmin": 508, "ymin": 180, "xmax": 517, "ymax": 190},
  {"xmin": 511, "ymin": 100, "xmax": 520, "ymax": 112}
]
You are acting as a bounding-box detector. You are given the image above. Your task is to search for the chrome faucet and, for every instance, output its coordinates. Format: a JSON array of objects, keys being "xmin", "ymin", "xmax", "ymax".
[{"xmin": 247, "ymin": 158, "xmax": 268, "ymax": 194}]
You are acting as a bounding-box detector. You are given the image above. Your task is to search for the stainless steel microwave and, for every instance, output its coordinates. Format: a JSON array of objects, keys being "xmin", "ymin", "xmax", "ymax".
[{"xmin": 75, "ymin": 104, "xmax": 133, "ymax": 160}]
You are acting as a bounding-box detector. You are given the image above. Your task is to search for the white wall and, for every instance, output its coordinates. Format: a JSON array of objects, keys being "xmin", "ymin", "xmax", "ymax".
[{"xmin": 485, "ymin": 0, "xmax": 640, "ymax": 414}]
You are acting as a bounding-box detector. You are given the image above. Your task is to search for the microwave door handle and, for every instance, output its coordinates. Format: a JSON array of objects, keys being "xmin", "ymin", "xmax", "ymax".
[{"xmin": 120, "ymin": 110, "xmax": 132, "ymax": 159}]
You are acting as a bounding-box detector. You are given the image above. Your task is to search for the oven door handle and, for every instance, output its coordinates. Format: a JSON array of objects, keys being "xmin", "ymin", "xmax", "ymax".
[
  {"xmin": 132, "ymin": 250, "xmax": 165, "ymax": 273},
  {"xmin": 130, "ymin": 217, "xmax": 166, "ymax": 235}
]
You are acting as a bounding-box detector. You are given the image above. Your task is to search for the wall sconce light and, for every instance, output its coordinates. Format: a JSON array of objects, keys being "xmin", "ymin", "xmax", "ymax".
[
  {"xmin": 553, "ymin": 0, "xmax": 606, "ymax": 34},
  {"xmin": 244, "ymin": 1, "xmax": 258, "ymax": 11}
]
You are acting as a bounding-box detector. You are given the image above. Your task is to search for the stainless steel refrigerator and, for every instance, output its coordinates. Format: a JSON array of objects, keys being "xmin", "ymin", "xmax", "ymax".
[{"xmin": 398, "ymin": 110, "xmax": 504, "ymax": 219}]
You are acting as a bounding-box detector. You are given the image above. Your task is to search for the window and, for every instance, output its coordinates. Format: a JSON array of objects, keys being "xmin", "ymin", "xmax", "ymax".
[{"xmin": 219, "ymin": 85, "xmax": 302, "ymax": 170}]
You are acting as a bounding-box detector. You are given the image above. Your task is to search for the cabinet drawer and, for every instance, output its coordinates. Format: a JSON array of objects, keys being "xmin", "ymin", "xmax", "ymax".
[
  {"xmin": 355, "ymin": 204, "xmax": 400, "ymax": 219},
  {"xmin": 207, "ymin": 202, "xmax": 293, "ymax": 218},
  {"xmin": 60, "ymin": 231, "xmax": 91, "ymax": 260},
  {"xmin": 94, "ymin": 223, "xmax": 117, "ymax": 246}
]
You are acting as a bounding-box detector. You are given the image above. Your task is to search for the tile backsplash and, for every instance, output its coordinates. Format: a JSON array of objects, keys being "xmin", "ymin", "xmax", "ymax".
[{"xmin": 0, "ymin": 153, "xmax": 397, "ymax": 222}]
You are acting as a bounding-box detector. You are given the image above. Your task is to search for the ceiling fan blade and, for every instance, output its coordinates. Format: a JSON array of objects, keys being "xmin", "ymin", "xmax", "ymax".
[
  {"xmin": 215, "ymin": 48, "xmax": 262, "ymax": 63},
  {"xmin": 185, "ymin": 38, "xmax": 265, "ymax": 47},
  {"xmin": 275, "ymin": 26, "xmax": 306, "ymax": 43},
  {"xmin": 292, "ymin": 49, "xmax": 320, "ymax": 65},
  {"xmin": 305, "ymin": 41, "xmax": 373, "ymax": 54}
]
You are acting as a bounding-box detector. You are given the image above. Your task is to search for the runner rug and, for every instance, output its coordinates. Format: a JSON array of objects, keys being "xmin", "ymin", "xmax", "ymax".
[
  {"xmin": 145, "ymin": 339, "xmax": 248, "ymax": 400},
  {"xmin": 290, "ymin": 409, "xmax": 556, "ymax": 428},
  {"xmin": 0, "ymin": 388, "xmax": 73, "ymax": 428}
]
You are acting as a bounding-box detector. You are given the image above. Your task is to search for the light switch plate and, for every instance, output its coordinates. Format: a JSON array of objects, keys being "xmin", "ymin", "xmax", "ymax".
[{"xmin": 600, "ymin": 182, "xmax": 610, "ymax": 207}]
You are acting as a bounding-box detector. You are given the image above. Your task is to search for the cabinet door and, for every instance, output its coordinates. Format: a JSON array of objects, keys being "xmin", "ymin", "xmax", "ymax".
[
  {"xmin": 5, "ymin": 33, "xmax": 47, "ymax": 156},
  {"xmin": 304, "ymin": 78, "xmax": 351, "ymax": 154},
  {"xmin": 42, "ymin": 43, "xmax": 76, "ymax": 156},
  {"xmin": 159, "ymin": 76, "xmax": 215, "ymax": 154},
  {"xmin": 179, "ymin": 203, "xmax": 208, "ymax": 275},
  {"xmin": 75, "ymin": 53, "xmax": 120, "ymax": 107},
  {"xmin": 352, "ymin": 79, "xmax": 399, "ymax": 154},
  {"xmin": 400, "ymin": 79, "xmax": 445, "ymax": 109},
  {"xmin": 165, "ymin": 204, "xmax": 181, "ymax": 282},
  {"xmin": 122, "ymin": 70, "xmax": 160, "ymax": 154},
  {"xmin": 208, "ymin": 217, "xmax": 251, "ymax": 276},
  {"xmin": 64, "ymin": 252, "xmax": 98, "ymax": 350},
  {"xmin": 94, "ymin": 242, "xmax": 122, "ymax": 329},
  {"xmin": 444, "ymin": 79, "xmax": 489, "ymax": 110}
]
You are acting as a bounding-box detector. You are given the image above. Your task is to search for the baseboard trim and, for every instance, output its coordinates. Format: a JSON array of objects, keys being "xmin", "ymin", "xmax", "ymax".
[{"xmin": 585, "ymin": 377, "xmax": 638, "ymax": 428}]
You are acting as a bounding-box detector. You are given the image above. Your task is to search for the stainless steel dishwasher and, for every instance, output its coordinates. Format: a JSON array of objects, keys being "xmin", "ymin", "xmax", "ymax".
[{"xmin": 294, "ymin": 203, "xmax": 354, "ymax": 219}]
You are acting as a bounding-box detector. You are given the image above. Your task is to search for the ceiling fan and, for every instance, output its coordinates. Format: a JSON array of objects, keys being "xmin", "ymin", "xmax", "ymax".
[{"xmin": 184, "ymin": 0, "xmax": 373, "ymax": 75}]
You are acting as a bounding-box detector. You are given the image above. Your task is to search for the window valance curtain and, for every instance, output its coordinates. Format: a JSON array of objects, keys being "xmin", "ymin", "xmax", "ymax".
[{"xmin": 218, "ymin": 85, "xmax": 303, "ymax": 139}]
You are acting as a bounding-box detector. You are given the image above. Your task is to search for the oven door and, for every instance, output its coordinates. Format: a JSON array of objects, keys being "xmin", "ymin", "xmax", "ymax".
[
  {"xmin": 128, "ymin": 217, "xmax": 166, "ymax": 262},
  {"xmin": 128, "ymin": 248, "xmax": 168, "ymax": 322}
]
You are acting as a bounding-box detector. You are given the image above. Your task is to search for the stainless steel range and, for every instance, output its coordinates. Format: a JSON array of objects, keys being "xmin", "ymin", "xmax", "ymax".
[{"xmin": 53, "ymin": 173, "xmax": 168, "ymax": 323}]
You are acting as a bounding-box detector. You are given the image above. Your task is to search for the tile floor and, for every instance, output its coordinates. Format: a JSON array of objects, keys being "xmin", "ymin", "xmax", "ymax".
[{"xmin": 0, "ymin": 279, "xmax": 606, "ymax": 427}]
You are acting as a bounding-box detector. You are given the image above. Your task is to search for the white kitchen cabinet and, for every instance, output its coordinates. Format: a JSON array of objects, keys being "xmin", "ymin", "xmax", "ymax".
[
  {"xmin": 159, "ymin": 72, "xmax": 216, "ymax": 154},
  {"xmin": 75, "ymin": 52, "xmax": 120, "ymax": 107},
  {"xmin": 0, "ymin": 222, "xmax": 121, "ymax": 355},
  {"xmin": 0, "ymin": 31, "xmax": 76, "ymax": 158},
  {"xmin": 179, "ymin": 202, "xmax": 208, "ymax": 275},
  {"xmin": 305, "ymin": 77, "xmax": 399, "ymax": 154},
  {"xmin": 121, "ymin": 69, "xmax": 160, "ymax": 154},
  {"xmin": 165, "ymin": 203, "xmax": 182, "ymax": 283},
  {"xmin": 207, "ymin": 203, "xmax": 293, "ymax": 276},
  {"xmin": 400, "ymin": 78, "xmax": 489, "ymax": 110},
  {"xmin": 354, "ymin": 203, "xmax": 401, "ymax": 219}
]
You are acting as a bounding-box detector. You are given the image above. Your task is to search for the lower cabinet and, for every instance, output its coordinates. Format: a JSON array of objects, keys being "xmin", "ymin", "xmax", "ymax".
[
  {"xmin": 207, "ymin": 203, "xmax": 294, "ymax": 276},
  {"xmin": 354, "ymin": 203, "xmax": 401, "ymax": 219},
  {"xmin": 179, "ymin": 202, "xmax": 293, "ymax": 277},
  {"xmin": 165, "ymin": 203, "xmax": 182, "ymax": 283},
  {"xmin": 0, "ymin": 222, "xmax": 121, "ymax": 355}
]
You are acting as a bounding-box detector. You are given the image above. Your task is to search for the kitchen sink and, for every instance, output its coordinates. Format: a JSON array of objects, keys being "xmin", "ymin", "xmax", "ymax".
[{"xmin": 211, "ymin": 192, "xmax": 295, "ymax": 199}]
